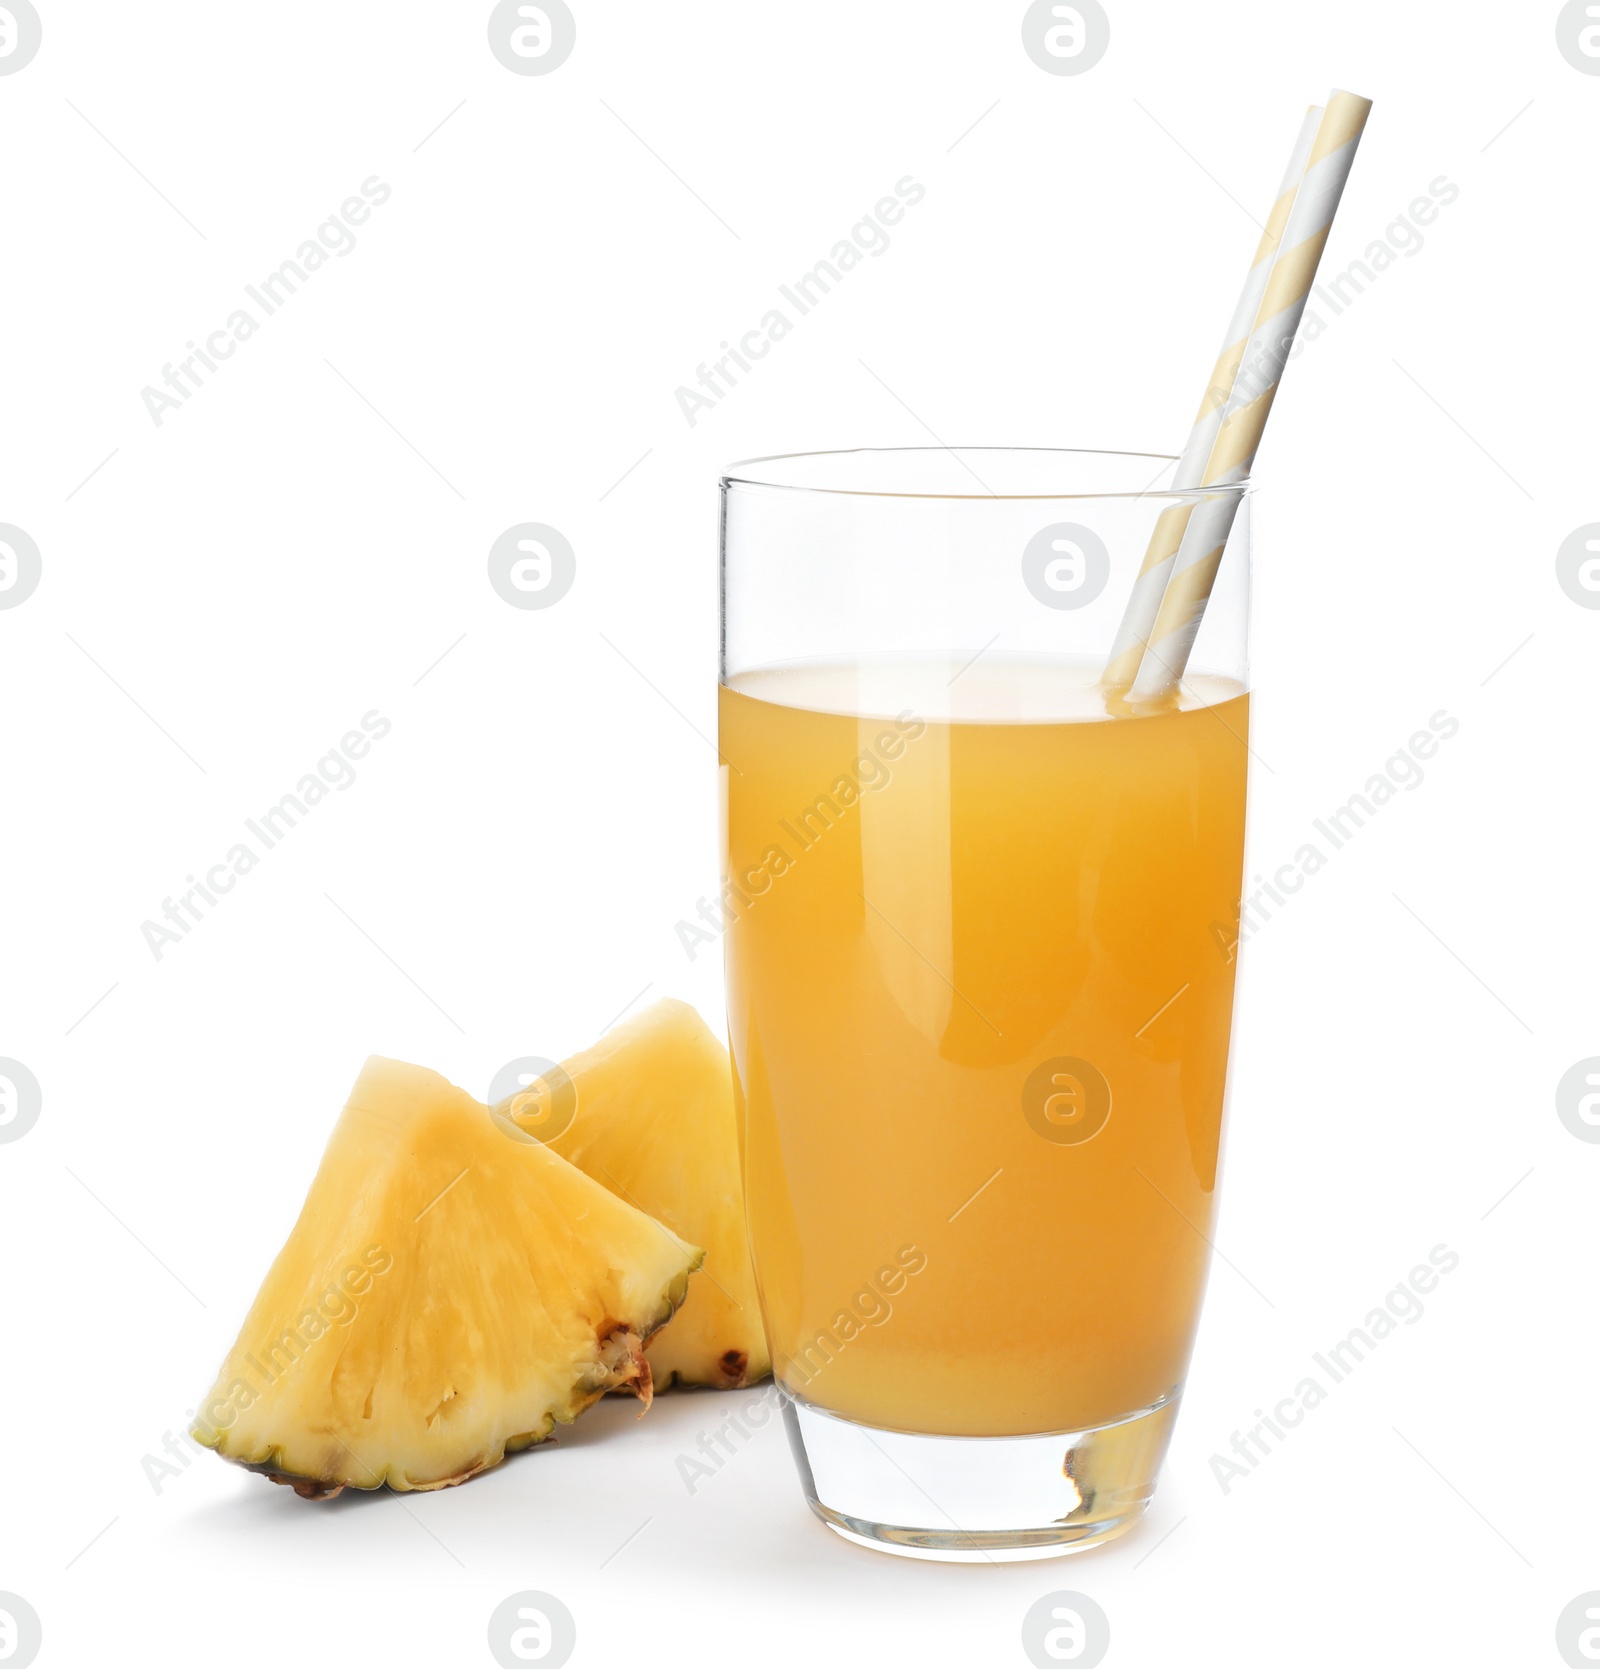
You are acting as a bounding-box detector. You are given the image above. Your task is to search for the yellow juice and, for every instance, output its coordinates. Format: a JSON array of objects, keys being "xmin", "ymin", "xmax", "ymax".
[{"xmin": 720, "ymin": 661, "xmax": 1249, "ymax": 1437}]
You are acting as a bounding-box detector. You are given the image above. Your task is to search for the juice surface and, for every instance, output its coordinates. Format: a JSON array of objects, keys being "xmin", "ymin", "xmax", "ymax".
[{"xmin": 720, "ymin": 660, "xmax": 1249, "ymax": 1436}]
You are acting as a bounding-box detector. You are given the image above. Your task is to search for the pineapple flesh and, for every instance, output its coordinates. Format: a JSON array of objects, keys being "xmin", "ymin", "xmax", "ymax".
[
  {"xmin": 501, "ymin": 1000, "xmax": 771, "ymax": 1390},
  {"xmin": 192, "ymin": 1057, "xmax": 701, "ymax": 1498}
]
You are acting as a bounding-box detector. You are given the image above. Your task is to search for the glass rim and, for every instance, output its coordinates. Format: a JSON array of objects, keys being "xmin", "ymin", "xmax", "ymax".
[{"xmin": 721, "ymin": 445, "xmax": 1255, "ymax": 503}]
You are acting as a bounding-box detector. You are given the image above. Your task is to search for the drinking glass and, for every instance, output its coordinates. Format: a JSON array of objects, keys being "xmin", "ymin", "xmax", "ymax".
[{"xmin": 719, "ymin": 447, "xmax": 1251, "ymax": 1560}]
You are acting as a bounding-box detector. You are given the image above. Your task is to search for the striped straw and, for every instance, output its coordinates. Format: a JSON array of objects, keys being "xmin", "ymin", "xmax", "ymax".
[
  {"xmin": 1101, "ymin": 105, "xmax": 1323, "ymax": 695},
  {"xmin": 1126, "ymin": 90, "xmax": 1373, "ymax": 705}
]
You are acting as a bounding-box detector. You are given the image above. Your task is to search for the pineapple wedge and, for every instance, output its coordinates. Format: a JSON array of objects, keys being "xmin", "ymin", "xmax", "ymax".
[
  {"xmin": 501, "ymin": 1000, "xmax": 770, "ymax": 1390},
  {"xmin": 192, "ymin": 1057, "xmax": 700, "ymax": 1498}
]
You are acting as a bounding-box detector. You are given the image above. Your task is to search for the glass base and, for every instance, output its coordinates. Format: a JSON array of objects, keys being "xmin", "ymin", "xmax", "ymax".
[{"xmin": 782, "ymin": 1390, "xmax": 1180, "ymax": 1562}]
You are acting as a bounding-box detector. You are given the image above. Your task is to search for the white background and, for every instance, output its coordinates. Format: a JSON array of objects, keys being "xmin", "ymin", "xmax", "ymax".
[{"xmin": 2, "ymin": 2, "xmax": 1595, "ymax": 1665}]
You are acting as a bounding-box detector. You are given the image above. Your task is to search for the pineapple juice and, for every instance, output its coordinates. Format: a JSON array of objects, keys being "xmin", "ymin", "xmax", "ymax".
[{"xmin": 720, "ymin": 660, "xmax": 1249, "ymax": 1437}]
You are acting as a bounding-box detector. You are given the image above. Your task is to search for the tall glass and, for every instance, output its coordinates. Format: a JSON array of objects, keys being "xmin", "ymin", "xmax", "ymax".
[{"xmin": 719, "ymin": 448, "xmax": 1252, "ymax": 1560}]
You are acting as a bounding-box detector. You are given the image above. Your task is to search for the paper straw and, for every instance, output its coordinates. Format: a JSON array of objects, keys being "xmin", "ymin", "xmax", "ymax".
[
  {"xmin": 1127, "ymin": 89, "xmax": 1373, "ymax": 705},
  {"xmin": 1101, "ymin": 105, "xmax": 1323, "ymax": 695}
]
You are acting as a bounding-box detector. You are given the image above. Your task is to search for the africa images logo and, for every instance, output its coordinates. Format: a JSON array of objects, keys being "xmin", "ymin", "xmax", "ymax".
[
  {"xmin": 0, "ymin": 525, "xmax": 42, "ymax": 610},
  {"xmin": 487, "ymin": 1591, "xmax": 576, "ymax": 1668},
  {"xmin": 1023, "ymin": 1057, "xmax": 1112, "ymax": 1145},
  {"xmin": 0, "ymin": 1, "xmax": 43, "ymax": 75},
  {"xmin": 1020, "ymin": 1, "xmax": 1111, "ymax": 75},
  {"xmin": 487, "ymin": 0, "xmax": 577, "ymax": 75},
  {"xmin": 0, "ymin": 1059, "xmax": 42, "ymax": 1145},
  {"xmin": 0, "ymin": 1592, "xmax": 43, "ymax": 1669}
]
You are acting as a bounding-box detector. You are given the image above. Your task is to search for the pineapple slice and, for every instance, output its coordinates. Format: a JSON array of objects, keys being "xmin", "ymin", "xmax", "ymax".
[
  {"xmin": 501, "ymin": 1000, "xmax": 770, "ymax": 1390},
  {"xmin": 192, "ymin": 1057, "xmax": 700, "ymax": 1498}
]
